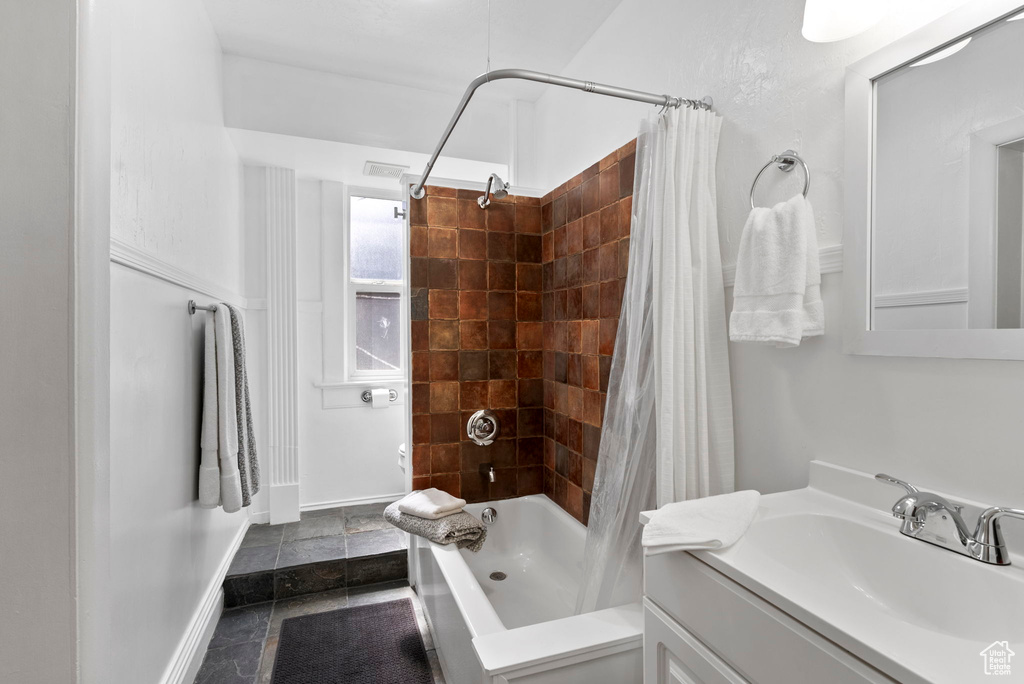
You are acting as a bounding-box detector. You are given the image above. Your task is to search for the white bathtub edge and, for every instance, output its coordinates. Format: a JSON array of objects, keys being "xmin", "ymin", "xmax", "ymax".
[
  {"xmin": 418, "ymin": 536, "xmax": 507, "ymax": 638},
  {"xmin": 471, "ymin": 602, "xmax": 644, "ymax": 675}
]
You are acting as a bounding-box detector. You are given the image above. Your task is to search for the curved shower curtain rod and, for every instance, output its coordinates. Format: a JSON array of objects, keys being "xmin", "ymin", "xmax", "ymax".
[{"xmin": 409, "ymin": 68, "xmax": 713, "ymax": 198}]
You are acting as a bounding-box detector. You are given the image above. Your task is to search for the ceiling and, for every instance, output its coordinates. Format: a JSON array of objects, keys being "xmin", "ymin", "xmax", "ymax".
[{"xmin": 202, "ymin": 0, "xmax": 625, "ymax": 100}]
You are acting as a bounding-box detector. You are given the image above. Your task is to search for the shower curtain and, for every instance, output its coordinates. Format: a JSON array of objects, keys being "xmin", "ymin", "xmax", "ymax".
[{"xmin": 575, "ymin": 107, "xmax": 734, "ymax": 614}]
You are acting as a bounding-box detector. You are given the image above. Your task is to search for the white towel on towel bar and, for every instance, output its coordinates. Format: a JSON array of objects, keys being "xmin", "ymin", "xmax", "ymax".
[
  {"xmin": 199, "ymin": 305, "xmax": 243, "ymax": 511},
  {"xmin": 199, "ymin": 310, "xmax": 222, "ymax": 508},
  {"xmin": 227, "ymin": 304, "xmax": 259, "ymax": 506},
  {"xmin": 214, "ymin": 304, "xmax": 243, "ymax": 512},
  {"xmin": 641, "ymin": 490, "xmax": 760, "ymax": 555},
  {"xmin": 729, "ymin": 194, "xmax": 823, "ymax": 347}
]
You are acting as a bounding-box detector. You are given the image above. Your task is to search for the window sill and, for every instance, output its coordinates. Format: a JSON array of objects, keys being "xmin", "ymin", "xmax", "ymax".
[{"xmin": 315, "ymin": 379, "xmax": 407, "ymax": 410}]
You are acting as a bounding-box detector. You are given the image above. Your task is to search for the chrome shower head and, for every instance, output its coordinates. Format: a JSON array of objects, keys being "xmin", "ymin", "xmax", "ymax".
[
  {"xmin": 491, "ymin": 175, "xmax": 509, "ymax": 200},
  {"xmin": 478, "ymin": 173, "xmax": 510, "ymax": 208}
]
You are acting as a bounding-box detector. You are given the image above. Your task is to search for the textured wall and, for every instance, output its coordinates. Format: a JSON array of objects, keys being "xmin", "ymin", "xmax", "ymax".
[
  {"xmin": 540, "ymin": 140, "xmax": 636, "ymax": 524},
  {"xmin": 111, "ymin": 0, "xmax": 243, "ymax": 294},
  {"xmin": 409, "ymin": 186, "xmax": 546, "ymax": 502},
  {"xmin": 527, "ymin": 0, "xmax": 973, "ymax": 263}
]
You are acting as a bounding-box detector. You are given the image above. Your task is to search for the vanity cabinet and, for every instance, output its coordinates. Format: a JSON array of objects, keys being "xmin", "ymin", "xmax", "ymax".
[{"xmin": 642, "ymin": 552, "xmax": 896, "ymax": 684}]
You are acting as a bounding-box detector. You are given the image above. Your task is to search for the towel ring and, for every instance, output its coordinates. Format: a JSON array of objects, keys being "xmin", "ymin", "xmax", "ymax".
[{"xmin": 749, "ymin": 150, "xmax": 810, "ymax": 210}]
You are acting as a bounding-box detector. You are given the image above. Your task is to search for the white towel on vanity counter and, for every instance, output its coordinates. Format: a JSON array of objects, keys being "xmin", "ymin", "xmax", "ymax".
[
  {"xmin": 641, "ymin": 490, "xmax": 760, "ymax": 555},
  {"xmin": 397, "ymin": 488, "xmax": 467, "ymax": 519},
  {"xmin": 730, "ymin": 194, "xmax": 823, "ymax": 347}
]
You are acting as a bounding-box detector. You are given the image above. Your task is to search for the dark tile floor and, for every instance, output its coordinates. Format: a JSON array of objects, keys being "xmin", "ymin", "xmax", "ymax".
[
  {"xmin": 193, "ymin": 581, "xmax": 445, "ymax": 684},
  {"xmin": 224, "ymin": 501, "xmax": 409, "ymax": 607}
]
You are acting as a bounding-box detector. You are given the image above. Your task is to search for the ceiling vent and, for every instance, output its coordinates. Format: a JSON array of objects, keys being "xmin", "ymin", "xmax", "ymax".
[{"xmin": 363, "ymin": 161, "xmax": 410, "ymax": 179}]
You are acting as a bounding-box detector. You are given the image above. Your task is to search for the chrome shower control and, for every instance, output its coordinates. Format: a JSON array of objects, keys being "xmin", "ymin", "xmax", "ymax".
[
  {"xmin": 482, "ymin": 507, "xmax": 497, "ymax": 524},
  {"xmin": 467, "ymin": 409, "xmax": 499, "ymax": 446}
]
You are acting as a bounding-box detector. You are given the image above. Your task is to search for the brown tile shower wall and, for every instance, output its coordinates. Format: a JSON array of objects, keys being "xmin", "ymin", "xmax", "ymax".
[
  {"xmin": 409, "ymin": 186, "xmax": 546, "ymax": 503},
  {"xmin": 540, "ymin": 140, "xmax": 636, "ymax": 525}
]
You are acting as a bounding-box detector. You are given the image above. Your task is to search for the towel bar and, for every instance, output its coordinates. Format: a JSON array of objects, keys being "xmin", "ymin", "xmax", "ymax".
[
  {"xmin": 749, "ymin": 150, "xmax": 810, "ymax": 209},
  {"xmin": 188, "ymin": 300, "xmax": 217, "ymax": 315}
]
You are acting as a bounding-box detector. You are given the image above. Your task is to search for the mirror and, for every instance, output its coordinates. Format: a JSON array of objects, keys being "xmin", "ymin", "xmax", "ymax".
[
  {"xmin": 844, "ymin": 1, "xmax": 1024, "ymax": 359},
  {"xmin": 872, "ymin": 11, "xmax": 1024, "ymax": 331},
  {"xmin": 993, "ymin": 139, "xmax": 1024, "ymax": 328}
]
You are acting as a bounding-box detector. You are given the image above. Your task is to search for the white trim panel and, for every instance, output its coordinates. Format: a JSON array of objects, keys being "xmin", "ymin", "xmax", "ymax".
[
  {"xmin": 317, "ymin": 381, "xmax": 407, "ymax": 410},
  {"xmin": 265, "ymin": 166, "xmax": 301, "ymax": 523},
  {"xmin": 872, "ymin": 287, "xmax": 969, "ymax": 308},
  {"xmin": 110, "ymin": 236, "xmax": 247, "ymax": 307}
]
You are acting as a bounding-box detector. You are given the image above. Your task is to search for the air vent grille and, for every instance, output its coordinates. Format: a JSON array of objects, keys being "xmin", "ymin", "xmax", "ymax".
[{"xmin": 363, "ymin": 161, "xmax": 410, "ymax": 179}]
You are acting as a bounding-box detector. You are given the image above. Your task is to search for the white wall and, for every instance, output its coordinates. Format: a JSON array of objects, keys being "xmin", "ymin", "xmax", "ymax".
[
  {"xmin": 111, "ymin": 5, "xmax": 244, "ymax": 292},
  {"xmin": 223, "ymin": 55, "xmax": 511, "ymax": 166},
  {"xmin": 0, "ymin": 1, "xmax": 78, "ymax": 681},
  {"xmin": 243, "ymin": 166, "xmax": 407, "ymax": 510},
  {"xmin": 108, "ymin": 0, "xmax": 250, "ymax": 681},
  {"xmin": 299, "ymin": 179, "xmax": 407, "ymax": 507},
  {"xmin": 528, "ymin": 0, "xmax": 1024, "ymax": 512}
]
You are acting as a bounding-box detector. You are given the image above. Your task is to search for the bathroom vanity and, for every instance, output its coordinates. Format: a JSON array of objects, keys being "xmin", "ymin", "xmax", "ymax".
[{"xmin": 641, "ymin": 461, "xmax": 1024, "ymax": 684}]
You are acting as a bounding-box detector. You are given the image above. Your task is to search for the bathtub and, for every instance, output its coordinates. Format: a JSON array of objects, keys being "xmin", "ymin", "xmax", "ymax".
[{"xmin": 412, "ymin": 494, "xmax": 643, "ymax": 684}]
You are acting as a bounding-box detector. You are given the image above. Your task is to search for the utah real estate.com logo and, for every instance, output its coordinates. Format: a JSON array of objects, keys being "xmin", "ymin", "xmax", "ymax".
[{"xmin": 980, "ymin": 641, "xmax": 1015, "ymax": 676}]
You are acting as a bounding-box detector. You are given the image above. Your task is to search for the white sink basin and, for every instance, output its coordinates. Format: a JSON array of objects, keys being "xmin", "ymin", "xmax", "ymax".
[
  {"xmin": 732, "ymin": 512, "xmax": 1024, "ymax": 640},
  {"xmin": 686, "ymin": 463, "xmax": 1024, "ymax": 684}
]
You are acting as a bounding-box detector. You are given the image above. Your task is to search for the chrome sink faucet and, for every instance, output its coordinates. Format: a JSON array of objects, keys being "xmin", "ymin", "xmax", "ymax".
[{"xmin": 876, "ymin": 473, "xmax": 1024, "ymax": 565}]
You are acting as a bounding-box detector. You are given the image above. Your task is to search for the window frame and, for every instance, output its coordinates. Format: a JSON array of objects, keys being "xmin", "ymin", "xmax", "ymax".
[{"xmin": 342, "ymin": 185, "xmax": 408, "ymax": 381}]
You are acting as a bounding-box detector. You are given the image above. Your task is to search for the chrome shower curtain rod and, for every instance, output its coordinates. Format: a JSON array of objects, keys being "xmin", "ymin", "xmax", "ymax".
[{"xmin": 409, "ymin": 68, "xmax": 712, "ymax": 198}]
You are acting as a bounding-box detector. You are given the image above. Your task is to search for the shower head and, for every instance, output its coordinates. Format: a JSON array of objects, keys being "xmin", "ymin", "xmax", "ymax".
[
  {"xmin": 478, "ymin": 173, "xmax": 510, "ymax": 208},
  {"xmin": 491, "ymin": 175, "xmax": 509, "ymax": 200}
]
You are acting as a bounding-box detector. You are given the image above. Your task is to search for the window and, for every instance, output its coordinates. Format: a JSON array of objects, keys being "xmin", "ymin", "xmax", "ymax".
[{"xmin": 347, "ymin": 194, "xmax": 406, "ymax": 378}]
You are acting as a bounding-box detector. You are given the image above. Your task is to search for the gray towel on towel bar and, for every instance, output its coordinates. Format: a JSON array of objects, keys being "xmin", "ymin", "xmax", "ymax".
[
  {"xmin": 227, "ymin": 304, "xmax": 260, "ymax": 505},
  {"xmin": 384, "ymin": 500, "xmax": 487, "ymax": 552}
]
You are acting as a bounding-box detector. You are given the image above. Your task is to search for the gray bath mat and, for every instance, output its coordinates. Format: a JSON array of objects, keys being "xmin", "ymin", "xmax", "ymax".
[{"xmin": 271, "ymin": 598, "xmax": 433, "ymax": 684}]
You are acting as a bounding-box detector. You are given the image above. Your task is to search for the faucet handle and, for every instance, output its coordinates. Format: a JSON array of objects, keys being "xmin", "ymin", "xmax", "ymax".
[{"xmin": 875, "ymin": 473, "xmax": 919, "ymax": 495}]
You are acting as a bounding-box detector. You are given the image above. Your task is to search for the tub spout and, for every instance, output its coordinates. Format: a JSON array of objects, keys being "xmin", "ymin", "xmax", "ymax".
[
  {"xmin": 488, "ymin": 466, "xmax": 496, "ymax": 483},
  {"xmin": 480, "ymin": 463, "xmax": 496, "ymax": 483}
]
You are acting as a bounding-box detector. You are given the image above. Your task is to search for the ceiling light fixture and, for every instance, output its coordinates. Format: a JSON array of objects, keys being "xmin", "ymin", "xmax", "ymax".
[
  {"xmin": 801, "ymin": 0, "xmax": 886, "ymax": 42},
  {"xmin": 908, "ymin": 37, "xmax": 972, "ymax": 67}
]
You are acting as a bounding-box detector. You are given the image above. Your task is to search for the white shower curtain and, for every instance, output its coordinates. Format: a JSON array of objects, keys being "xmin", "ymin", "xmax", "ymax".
[
  {"xmin": 575, "ymin": 107, "xmax": 734, "ymax": 614},
  {"xmin": 652, "ymin": 107, "xmax": 735, "ymax": 505}
]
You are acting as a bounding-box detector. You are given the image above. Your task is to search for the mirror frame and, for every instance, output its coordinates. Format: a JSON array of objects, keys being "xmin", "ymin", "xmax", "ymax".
[{"xmin": 844, "ymin": 0, "xmax": 1024, "ymax": 360}]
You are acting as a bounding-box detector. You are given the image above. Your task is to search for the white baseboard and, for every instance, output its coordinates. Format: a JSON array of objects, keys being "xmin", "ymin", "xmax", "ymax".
[
  {"xmin": 160, "ymin": 518, "xmax": 250, "ymax": 684},
  {"xmin": 249, "ymin": 492, "xmax": 404, "ymax": 522},
  {"xmin": 248, "ymin": 509, "xmax": 271, "ymax": 524},
  {"xmin": 302, "ymin": 491, "xmax": 406, "ymax": 513}
]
